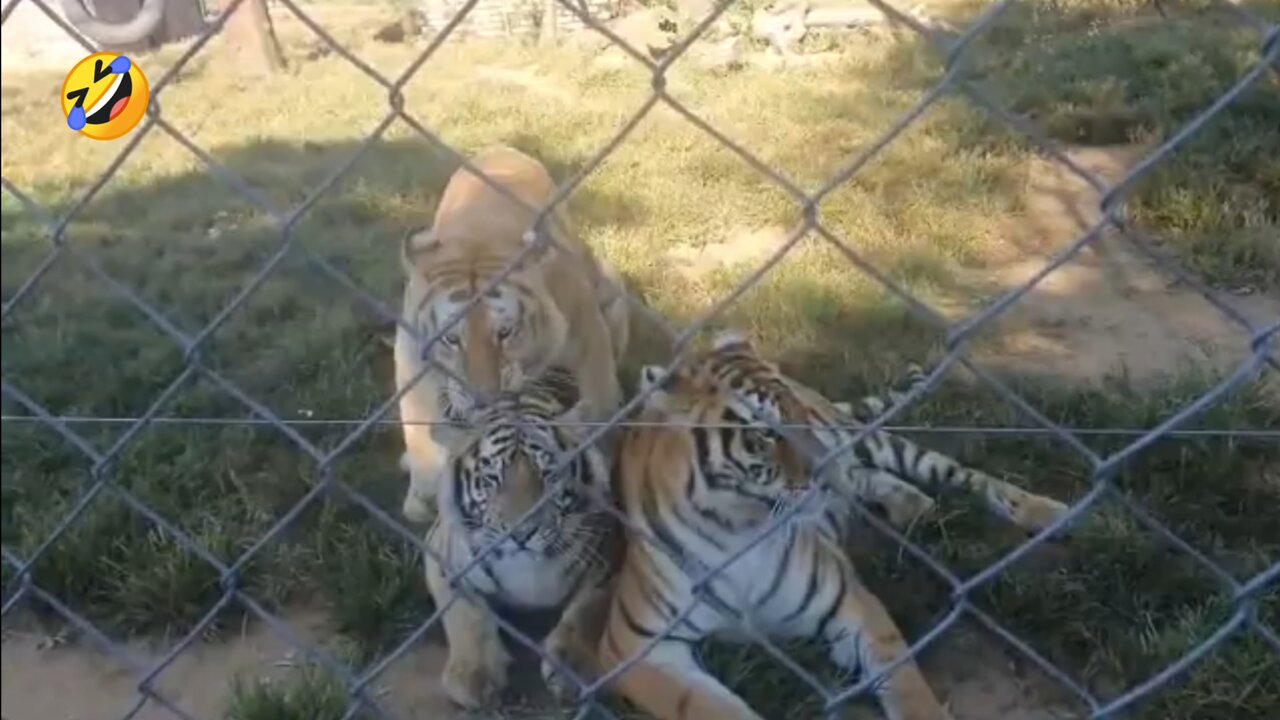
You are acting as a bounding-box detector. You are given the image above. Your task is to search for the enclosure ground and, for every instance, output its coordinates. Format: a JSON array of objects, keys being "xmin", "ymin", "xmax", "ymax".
[
  {"xmin": 2, "ymin": 1, "xmax": 1278, "ymax": 719},
  {"xmin": 2, "ymin": 607, "xmax": 1083, "ymax": 720}
]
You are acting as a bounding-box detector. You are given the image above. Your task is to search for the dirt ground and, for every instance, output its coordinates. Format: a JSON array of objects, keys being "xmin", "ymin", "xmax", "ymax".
[
  {"xmin": 2, "ymin": 4, "xmax": 1275, "ymax": 718},
  {"xmin": 1, "ymin": 608, "xmax": 456, "ymax": 720},
  {"xmin": 2, "ymin": 109, "xmax": 1272, "ymax": 720},
  {"xmin": 2, "ymin": 609, "xmax": 1081, "ymax": 720},
  {"xmin": 0, "ymin": 0, "xmax": 97, "ymax": 73},
  {"xmin": 961, "ymin": 145, "xmax": 1278, "ymax": 390}
]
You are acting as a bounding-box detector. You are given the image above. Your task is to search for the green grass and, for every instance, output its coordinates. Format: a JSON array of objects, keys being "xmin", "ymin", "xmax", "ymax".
[
  {"xmin": 937, "ymin": 0, "xmax": 1280, "ymax": 288},
  {"xmin": 225, "ymin": 663, "xmax": 365, "ymax": 720},
  {"xmin": 2, "ymin": 1, "xmax": 1278, "ymax": 719}
]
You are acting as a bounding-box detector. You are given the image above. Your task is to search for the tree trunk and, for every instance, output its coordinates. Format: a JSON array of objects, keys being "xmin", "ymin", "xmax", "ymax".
[
  {"xmin": 159, "ymin": 0, "xmax": 207, "ymax": 43},
  {"xmin": 539, "ymin": 0, "xmax": 558, "ymax": 46},
  {"xmin": 215, "ymin": 0, "xmax": 284, "ymax": 75}
]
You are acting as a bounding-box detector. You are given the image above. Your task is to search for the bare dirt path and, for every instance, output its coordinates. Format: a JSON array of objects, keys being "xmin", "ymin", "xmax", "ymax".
[
  {"xmin": 2, "ymin": 609, "xmax": 458, "ymax": 720},
  {"xmin": 2, "ymin": 611, "xmax": 1082, "ymax": 719}
]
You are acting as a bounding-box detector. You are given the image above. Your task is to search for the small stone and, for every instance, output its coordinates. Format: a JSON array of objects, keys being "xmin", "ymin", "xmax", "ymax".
[
  {"xmin": 374, "ymin": 21, "xmax": 407, "ymax": 43},
  {"xmin": 689, "ymin": 34, "xmax": 745, "ymax": 71}
]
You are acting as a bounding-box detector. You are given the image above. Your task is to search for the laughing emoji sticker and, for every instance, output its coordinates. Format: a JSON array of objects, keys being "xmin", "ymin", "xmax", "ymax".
[{"xmin": 61, "ymin": 53, "xmax": 150, "ymax": 141}]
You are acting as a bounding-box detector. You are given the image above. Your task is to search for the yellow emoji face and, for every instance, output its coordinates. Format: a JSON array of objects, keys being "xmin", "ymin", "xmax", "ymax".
[{"xmin": 60, "ymin": 53, "xmax": 150, "ymax": 141}]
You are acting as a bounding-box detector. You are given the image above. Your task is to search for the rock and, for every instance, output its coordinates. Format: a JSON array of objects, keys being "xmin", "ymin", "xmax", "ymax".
[
  {"xmin": 374, "ymin": 10, "xmax": 423, "ymax": 43},
  {"xmin": 374, "ymin": 21, "xmax": 406, "ymax": 43},
  {"xmin": 751, "ymin": 0, "xmax": 809, "ymax": 56},
  {"xmin": 746, "ymin": 1, "xmax": 953, "ymax": 55},
  {"xmin": 675, "ymin": 0, "xmax": 714, "ymax": 23},
  {"xmin": 805, "ymin": 4, "xmax": 891, "ymax": 26},
  {"xmin": 576, "ymin": 7, "xmax": 679, "ymax": 59},
  {"xmin": 689, "ymin": 34, "xmax": 745, "ymax": 71}
]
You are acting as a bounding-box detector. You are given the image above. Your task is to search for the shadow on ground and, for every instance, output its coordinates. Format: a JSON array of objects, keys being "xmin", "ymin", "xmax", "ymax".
[{"xmin": 3, "ymin": 5, "xmax": 1279, "ymax": 714}]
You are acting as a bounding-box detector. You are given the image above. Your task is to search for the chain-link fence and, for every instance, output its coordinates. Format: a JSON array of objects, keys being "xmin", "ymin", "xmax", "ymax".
[{"xmin": 2, "ymin": 0, "xmax": 1277, "ymax": 718}]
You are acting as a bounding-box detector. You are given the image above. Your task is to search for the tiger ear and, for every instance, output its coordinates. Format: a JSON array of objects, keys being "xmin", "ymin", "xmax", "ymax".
[
  {"xmin": 638, "ymin": 365, "xmax": 667, "ymax": 393},
  {"xmin": 401, "ymin": 227, "xmax": 439, "ymax": 274},
  {"xmin": 638, "ymin": 365, "xmax": 676, "ymax": 411},
  {"xmin": 711, "ymin": 328, "xmax": 752, "ymax": 352}
]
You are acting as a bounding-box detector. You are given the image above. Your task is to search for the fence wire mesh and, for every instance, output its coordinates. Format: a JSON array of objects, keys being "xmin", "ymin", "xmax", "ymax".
[{"xmin": 1, "ymin": 0, "xmax": 1277, "ymax": 718}]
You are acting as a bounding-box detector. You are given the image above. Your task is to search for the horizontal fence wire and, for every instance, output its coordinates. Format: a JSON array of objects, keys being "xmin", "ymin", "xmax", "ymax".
[
  {"xmin": 1, "ymin": 0, "xmax": 1277, "ymax": 719},
  {"xmin": 2, "ymin": 414, "xmax": 1278, "ymax": 438}
]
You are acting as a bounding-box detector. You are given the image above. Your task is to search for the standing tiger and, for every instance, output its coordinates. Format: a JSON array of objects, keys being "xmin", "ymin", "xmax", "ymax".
[
  {"xmin": 597, "ymin": 330, "xmax": 1071, "ymax": 720},
  {"xmin": 423, "ymin": 368, "xmax": 622, "ymax": 709},
  {"xmin": 396, "ymin": 145, "xmax": 631, "ymax": 523}
]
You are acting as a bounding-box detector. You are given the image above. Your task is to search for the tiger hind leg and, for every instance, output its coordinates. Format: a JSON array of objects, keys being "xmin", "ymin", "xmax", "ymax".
[
  {"xmin": 825, "ymin": 570, "xmax": 952, "ymax": 720},
  {"xmin": 835, "ymin": 363, "xmax": 930, "ymax": 422},
  {"xmin": 845, "ymin": 467, "xmax": 937, "ymax": 528},
  {"xmin": 978, "ymin": 477, "xmax": 1071, "ymax": 535},
  {"xmin": 836, "ymin": 364, "xmax": 1071, "ymax": 535}
]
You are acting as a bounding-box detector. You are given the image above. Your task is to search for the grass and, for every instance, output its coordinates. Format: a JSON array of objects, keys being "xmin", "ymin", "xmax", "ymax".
[
  {"xmin": 937, "ymin": 0, "xmax": 1280, "ymax": 288},
  {"xmin": 2, "ymin": 0, "xmax": 1278, "ymax": 719},
  {"xmin": 225, "ymin": 663, "xmax": 365, "ymax": 720}
]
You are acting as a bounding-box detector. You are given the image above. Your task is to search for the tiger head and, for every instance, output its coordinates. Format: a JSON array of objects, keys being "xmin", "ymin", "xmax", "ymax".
[
  {"xmin": 637, "ymin": 330, "xmax": 828, "ymax": 524},
  {"xmin": 402, "ymin": 226, "xmax": 570, "ymax": 419},
  {"xmin": 440, "ymin": 393, "xmax": 611, "ymax": 562}
]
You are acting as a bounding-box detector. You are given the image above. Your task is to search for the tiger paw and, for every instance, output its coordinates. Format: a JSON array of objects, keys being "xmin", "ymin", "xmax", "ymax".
[
  {"xmin": 540, "ymin": 633, "xmax": 596, "ymax": 704},
  {"xmin": 441, "ymin": 645, "xmax": 510, "ymax": 709},
  {"xmin": 400, "ymin": 464, "xmax": 442, "ymax": 523},
  {"xmin": 1005, "ymin": 489, "xmax": 1071, "ymax": 535},
  {"xmin": 401, "ymin": 488, "xmax": 434, "ymax": 524}
]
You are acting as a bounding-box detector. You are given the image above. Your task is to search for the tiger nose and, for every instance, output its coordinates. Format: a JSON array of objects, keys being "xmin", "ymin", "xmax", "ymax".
[{"xmin": 508, "ymin": 522, "xmax": 537, "ymax": 547}]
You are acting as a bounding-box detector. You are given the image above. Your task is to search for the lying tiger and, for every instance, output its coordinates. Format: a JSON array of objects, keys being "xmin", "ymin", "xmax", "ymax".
[
  {"xmin": 689, "ymin": 334, "xmax": 1070, "ymax": 535},
  {"xmin": 597, "ymin": 331, "xmax": 1071, "ymax": 720},
  {"xmin": 423, "ymin": 368, "xmax": 621, "ymax": 709}
]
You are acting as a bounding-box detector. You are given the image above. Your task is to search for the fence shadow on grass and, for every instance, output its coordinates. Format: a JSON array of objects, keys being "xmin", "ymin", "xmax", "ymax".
[{"xmin": 2, "ymin": 1, "xmax": 1279, "ymax": 717}]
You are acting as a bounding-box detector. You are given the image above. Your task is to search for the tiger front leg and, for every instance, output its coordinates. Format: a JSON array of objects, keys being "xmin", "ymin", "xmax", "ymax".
[
  {"xmin": 596, "ymin": 260, "xmax": 633, "ymax": 365},
  {"xmin": 424, "ymin": 551, "xmax": 511, "ymax": 708},
  {"xmin": 569, "ymin": 304, "xmax": 626, "ymax": 424},
  {"xmin": 396, "ymin": 330, "xmax": 452, "ymax": 522},
  {"xmin": 541, "ymin": 577, "xmax": 613, "ymax": 703},
  {"xmin": 823, "ymin": 567, "xmax": 951, "ymax": 720},
  {"xmin": 400, "ymin": 422, "xmax": 469, "ymax": 523},
  {"xmin": 400, "ymin": 448, "xmax": 445, "ymax": 523},
  {"xmin": 598, "ymin": 636, "xmax": 765, "ymax": 720}
]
